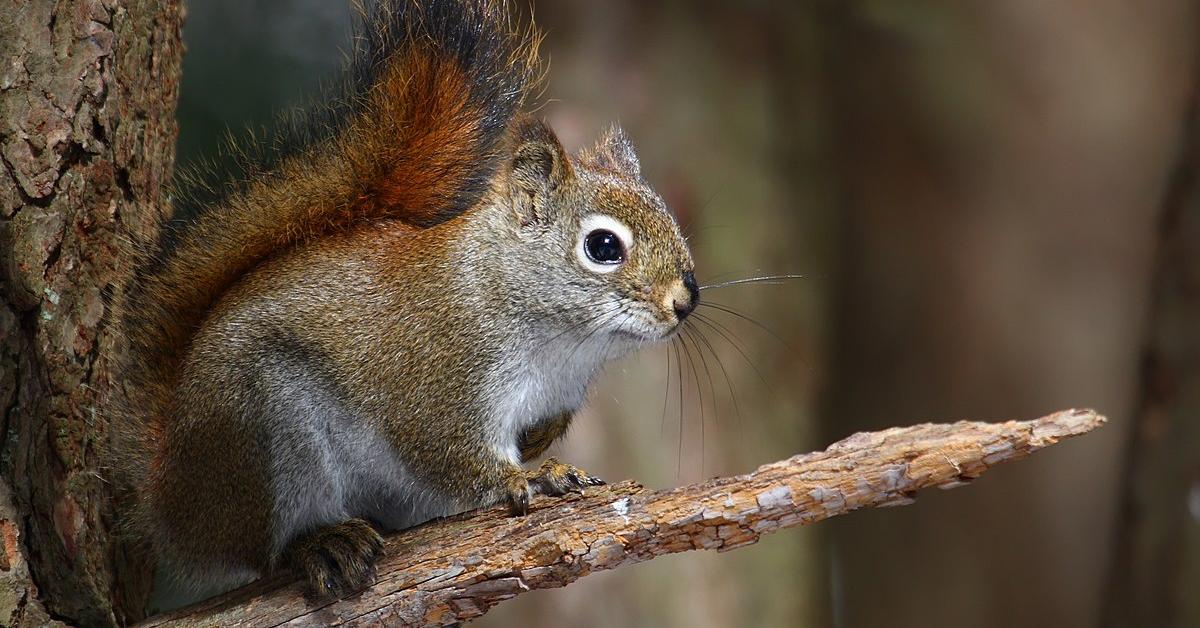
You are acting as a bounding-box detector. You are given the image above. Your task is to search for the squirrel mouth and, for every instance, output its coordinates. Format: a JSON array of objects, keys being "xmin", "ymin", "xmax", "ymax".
[
  {"xmin": 612, "ymin": 328, "xmax": 650, "ymax": 342},
  {"xmin": 608, "ymin": 325, "xmax": 668, "ymax": 345},
  {"xmin": 618, "ymin": 323, "xmax": 680, "ymax": 344}
]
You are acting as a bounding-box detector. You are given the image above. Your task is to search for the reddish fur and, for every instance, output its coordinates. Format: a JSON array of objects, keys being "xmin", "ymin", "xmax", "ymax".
[
  {"xmin": 124, "ymin": 3, "xmax": 538, "ymax": 397},
  {"xmin": 114, "ymin": 0, "xmax": 541, "ymax": 546},
  {"xmin": 358, "ymin": 59, "xmax": 485, "ymax": 223}
]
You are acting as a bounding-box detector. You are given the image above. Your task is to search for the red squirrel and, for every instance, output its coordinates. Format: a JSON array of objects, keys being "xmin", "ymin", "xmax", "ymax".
[{"xmin": 113, "ymin": 0, "xmax": 697, "ymax": 600}]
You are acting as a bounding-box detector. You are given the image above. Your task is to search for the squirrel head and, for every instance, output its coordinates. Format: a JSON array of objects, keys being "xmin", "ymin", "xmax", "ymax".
[{"xmin": 492, "ymin": 117, "xmax": 697, "ymax": 350}]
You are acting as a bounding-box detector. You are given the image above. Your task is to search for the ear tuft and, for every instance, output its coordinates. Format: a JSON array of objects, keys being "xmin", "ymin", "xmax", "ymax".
[
  {"xmin": 509, "ymin": 118, "xmax": 571, "ymax": 225},
  {"xmin": 579, "ymin": 125, "xmax": 641, "ymax": 179}
]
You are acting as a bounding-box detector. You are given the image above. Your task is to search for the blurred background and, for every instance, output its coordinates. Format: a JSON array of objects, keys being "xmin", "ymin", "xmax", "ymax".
[{"xmin": 175, "ymin": 1, "xmax": 1199, "ymax": 626}]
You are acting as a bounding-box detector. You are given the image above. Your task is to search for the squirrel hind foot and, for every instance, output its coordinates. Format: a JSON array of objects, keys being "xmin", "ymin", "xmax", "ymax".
[
  {"xmin": 285, "ymin": 518, "xmax": 385, "ymax": 599},
  {"xmin": 526, "ymin": 457, "xmax": 606, "ymax": 498},
  {"xmin": 504, "ymin": 458, "xmax": 605, "ymax": 517}
]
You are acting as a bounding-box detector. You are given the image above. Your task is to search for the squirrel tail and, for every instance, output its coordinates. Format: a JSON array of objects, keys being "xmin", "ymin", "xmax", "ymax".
[{"xmin": 113, "ymin": 0, "xmax": 540, "ymax": 504}]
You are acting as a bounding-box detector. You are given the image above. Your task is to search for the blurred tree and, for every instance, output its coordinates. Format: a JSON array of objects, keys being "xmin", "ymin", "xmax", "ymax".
[
  {"xmin": 822, "ymin": 1, "xmax": 1196, "ymax": 627},
  {"xmin": 1105, "ymin": 93, "xmax": 1200, "ymax": 628}
]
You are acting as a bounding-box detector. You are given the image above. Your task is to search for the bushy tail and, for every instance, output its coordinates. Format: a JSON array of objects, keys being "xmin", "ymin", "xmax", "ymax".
[{"xmin": 114, "ymin": 0, "xmax": 540, "ymax": 491}]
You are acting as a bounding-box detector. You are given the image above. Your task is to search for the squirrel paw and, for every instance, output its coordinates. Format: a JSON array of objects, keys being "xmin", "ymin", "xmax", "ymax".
[
  {"xmin": 286, "ymin": 518, "xmax": 385, "ymax": 599},
  {"xmin": 527, "ymin": 457, "xmax": 605, "ymax": 497},
  {"xmin": 504, "ymin": 467, "xmax": 534, "ymax": 516},
  {"xmin": 504, "ymin": 458, "xmax": 605, "ymax": 516}
]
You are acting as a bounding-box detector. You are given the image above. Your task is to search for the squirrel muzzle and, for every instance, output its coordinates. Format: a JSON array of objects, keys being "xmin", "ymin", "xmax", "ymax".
[{"xmin": 667, "ymin": 270, "xmax": 699, "ymax": 322}]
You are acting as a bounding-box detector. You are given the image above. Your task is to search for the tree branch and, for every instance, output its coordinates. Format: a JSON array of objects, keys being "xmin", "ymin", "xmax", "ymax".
[{"xmin": 142, "ymin": 409, "xmax": 1104, "ymax": 627}]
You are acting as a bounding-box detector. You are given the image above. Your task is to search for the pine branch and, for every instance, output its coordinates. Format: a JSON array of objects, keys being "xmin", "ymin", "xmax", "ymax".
[{"xmin": 142, "ymin": 409, "xmax": 1105, "ymax": 627}]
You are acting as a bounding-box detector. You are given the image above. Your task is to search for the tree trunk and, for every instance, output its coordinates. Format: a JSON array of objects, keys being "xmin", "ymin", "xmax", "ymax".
[
  {"xmin": 0, "ymin": 1, "xmax": 182, "ymax": 625},
  {"xmin": 1104, "ymin": 92, "xmax": 1200, "ymax": 628}
]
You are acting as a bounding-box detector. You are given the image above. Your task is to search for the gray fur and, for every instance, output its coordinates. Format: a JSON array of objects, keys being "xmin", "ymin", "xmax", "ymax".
[{"xmin": 147, "ymin": 121, "xmax": 694, "ymax": 599}]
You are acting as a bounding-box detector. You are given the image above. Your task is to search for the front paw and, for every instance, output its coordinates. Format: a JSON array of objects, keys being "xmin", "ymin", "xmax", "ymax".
[
  {"xmin": 526, "ymin": 457, "xmax": 605, "ymax": 497},
  {"xmin": 504, "ymin": 467, "xmax": 534, "ymax": 516},
  {"xmin": 285, "ymin": 518, "xmax": 385, "ymax": 599}
]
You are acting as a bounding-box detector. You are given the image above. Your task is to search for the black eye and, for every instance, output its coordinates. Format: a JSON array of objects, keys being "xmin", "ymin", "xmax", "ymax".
[{"xmin": 584, "ymin": 229, "xmax": 625, "ymax": 264}]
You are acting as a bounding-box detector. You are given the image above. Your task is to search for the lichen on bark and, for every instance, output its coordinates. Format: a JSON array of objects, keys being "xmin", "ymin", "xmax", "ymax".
[{"xmin": 0, "ymin": 1, "xmax": 182, "ymax": 625}]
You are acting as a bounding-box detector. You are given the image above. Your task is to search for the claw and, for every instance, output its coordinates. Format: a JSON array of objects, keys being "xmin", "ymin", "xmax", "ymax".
[
  {"xmin": 505, "ymin": 467, "xmax": 533, "ymax": 516},
  {"xmin": 527, "ymin": 457, "xmax": 605, "ymax": 497},
  {"xmin": 286, "ymin": 518, "xmax": 385, "ymax": 600}
]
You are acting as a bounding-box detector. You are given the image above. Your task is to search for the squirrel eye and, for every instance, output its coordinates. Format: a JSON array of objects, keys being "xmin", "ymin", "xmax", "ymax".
[{"xmin": 584, "ymin": 229, "xmax": 625, "ymax": 264}]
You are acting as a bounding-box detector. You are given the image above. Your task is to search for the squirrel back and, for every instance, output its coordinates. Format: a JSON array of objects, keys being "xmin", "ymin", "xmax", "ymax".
[
  {"xmin": 114, "ymin": 0, "xmax": 699, "ymax": 605},
  {"xmin": 115, "ymin": 0, "xmax": 539, "ymax": 517}
]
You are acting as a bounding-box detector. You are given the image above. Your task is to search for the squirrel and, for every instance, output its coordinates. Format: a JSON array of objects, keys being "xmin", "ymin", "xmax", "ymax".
[{"xmin": 113, "ymin": 0, "xmax": 697, "ymax": 601}]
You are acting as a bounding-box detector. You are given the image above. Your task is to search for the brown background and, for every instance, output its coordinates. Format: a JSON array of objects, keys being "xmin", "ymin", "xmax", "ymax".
[{"xmin": 173, "ymin": 1, "xmax": 1199, "ymax": 626}]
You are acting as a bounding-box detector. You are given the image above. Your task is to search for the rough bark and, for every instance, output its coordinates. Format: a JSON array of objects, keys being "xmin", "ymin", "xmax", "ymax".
[
  {"xmin": 1105, "ymin": 92, "xmax": 1200, "ymax": 628},
  {"xmin": 0, "ymin": 1, "xmax": 182, "ymax": 625},
  {"xmin": 142, "ymin": 409, "xmax": 1104, "ymax": 627}
]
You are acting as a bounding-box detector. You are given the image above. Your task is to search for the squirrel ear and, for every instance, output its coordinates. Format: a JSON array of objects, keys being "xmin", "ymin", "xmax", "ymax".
[
  {"xmin": 579, "ymin": 125, "xmax": 641, "ymax": 179},
  {"xmin": 509, "ymin": 118, "xmax": 572, "ymax": 226}
]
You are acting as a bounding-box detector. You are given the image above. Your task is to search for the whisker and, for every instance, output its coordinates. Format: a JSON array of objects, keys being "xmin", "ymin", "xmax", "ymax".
[
  {"xmin": 700, "ymin": 267, "xmax": 770, "ymax": 285},
  {"xmin": 691, "ymin": 311, "xmax": 775, "ymax": 394},
  {"xmin": 525, "ymin": 296, "xmax": 621, "ymax": 327},
  {"xmin": 678, "ymin": 329, "xmax": 702, "ymax": 477},
  {"xmin": 686, "ymin": 326, "xmax": 719, "ymax": 428},
  {"xmin": 594, "ymin": 323, "xmax": 623, "ymax": 381},
  {"xmin": 689, "ymin": 223, "xmax": 732, "ymax": 235},
  {"xmin": 698, "ymin": 274, "xmax": 805, "ymax": 291},
  {"xmin": 559, "ymin": 305, "xmax": 628, "ymax": 369},
  {"xmin": 528, "ymin": 300, "xmax": 617, "ymax": 335},
  {"xmin": 697, "ymin": 301, "xmax": 796, "ymax": 353},
  {"xmin": 683, "ymin": 326, "xmax": 719, "ymax": 477},
  {"xmin": 685, "ymin": 320, "xmax": 746, "ymax": 453},
  {"xmin": 673, "ymin": 336, "xmax": 685, "ymax": 481},
  {"xmin": 660, "ymin": 343, "xmax": 671, "ymax": 440},
  {"xmin": 535, "ymin": 301, "xmax": 624, "ymax": 354},
  {"xmin": 676, "ymin": 325, "xmax": 705, "ymax": 478}
]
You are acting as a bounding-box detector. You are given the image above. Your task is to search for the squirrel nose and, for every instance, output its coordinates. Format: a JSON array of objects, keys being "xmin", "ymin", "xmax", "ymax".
[{"xmin": 672, "ymin": 271, "xmax": 699, "ymax": 321}]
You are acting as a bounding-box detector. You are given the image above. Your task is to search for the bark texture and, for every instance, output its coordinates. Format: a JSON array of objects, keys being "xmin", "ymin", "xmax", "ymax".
[
  {"xmin": 1105, "ymin": 93, "xmax": 1200, "ymax": 628},
  {"xmin": 144, "ymin": 409, "xmax": 1104, "ymax": 628},
  {"xmin": 0, "ymin": 1, "xmax": 182, "ymax": 625}
]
